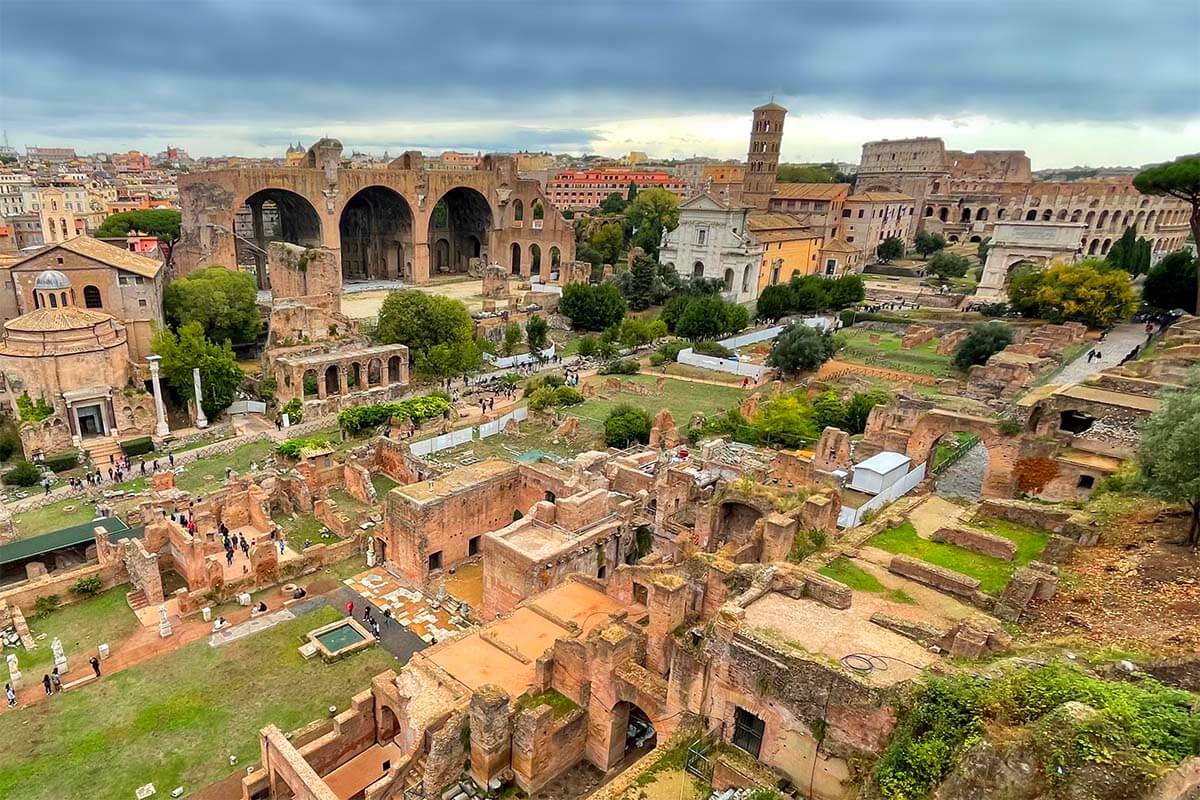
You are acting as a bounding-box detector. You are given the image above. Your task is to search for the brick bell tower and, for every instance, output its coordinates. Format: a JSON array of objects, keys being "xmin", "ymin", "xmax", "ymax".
[{"xmin": 741, "ymin": 100, "xmax": 787, "ymax": 210}]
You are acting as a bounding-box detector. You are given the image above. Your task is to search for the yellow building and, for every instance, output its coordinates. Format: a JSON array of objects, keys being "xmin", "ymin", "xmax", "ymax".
[{"xmin": 748, "ymin": 212, "xmax": 824, "ymax": 294}]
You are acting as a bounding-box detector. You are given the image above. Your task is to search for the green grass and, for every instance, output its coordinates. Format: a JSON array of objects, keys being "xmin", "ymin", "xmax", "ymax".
[
  {"xmin": 568, "ymin": 374, "xmax": 747, "ymax": 431},
  {"xmin": 271, "ymin": 512, "xmax": 334, "ymax": 546},
  {"xmin": 0, "ymin": 605, "xmax": 396, "ymax": 800},
  {"xmin": 819, "ymin": 557, "xmax": 917, "ymax": 604},
  {"xmin": 13, "ymin": 498, "xmax": 101, "ymax": 540},
  {"xmin": 866, "ymin": 520, "xmax": 1048, "ymax": 595},
  {"xmin": 514, "ymin": 688, "xmax": 579, "ymax": 719},
  {"xmin": 371, "ymin": 474, "xmax": 399, "ymax": 497},
  {"xmin": 173, "ymin": 440, "xmax": 276, "ymax": 494},
  {"xmin": 933, "ymin": 432, "xmax": 979, "ymax": 471},
  {"xmin": 18, "ymin": 585, "xmax": 143, "ymax": 672},
  {"xmin": 836, "ymin": 330, "xmax": 958, "ymax": 378}
]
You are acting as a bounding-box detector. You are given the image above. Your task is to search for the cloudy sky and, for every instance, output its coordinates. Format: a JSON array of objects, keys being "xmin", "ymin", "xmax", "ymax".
[{"xmin": 2, "ymin": 0, "xmax": 1197, "ymax": 168}]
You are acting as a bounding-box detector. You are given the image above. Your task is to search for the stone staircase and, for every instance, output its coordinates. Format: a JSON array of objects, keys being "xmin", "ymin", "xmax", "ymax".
[
  {"xmin": 126, "ymin": 589, "xmax": 149, "ymax": 613},
  {"xmin": 401, "ymin": 752, "xmax": 426, "ymax": 795},
  {"xmin": 84, "ymin": 436, "xmax": 124, "ymax": 467}
]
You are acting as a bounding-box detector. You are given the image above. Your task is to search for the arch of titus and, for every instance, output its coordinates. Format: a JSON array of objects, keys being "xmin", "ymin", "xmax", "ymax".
[
  {"xmin": 976, "ymin": 221, "xmax": 1086, "ymax": 300},
  {"xmin": 175, "ymin": 139, "xmax": 576, "ymax": 287}
]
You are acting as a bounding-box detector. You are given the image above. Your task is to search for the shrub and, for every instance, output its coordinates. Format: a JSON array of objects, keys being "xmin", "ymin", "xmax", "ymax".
[
  {"xmin": 119, "ymin": 436, "xmax": 155, "ymax": 457},
  {"xmin": 527, "ymin": 387, "xmax": 558, "ymax": 411},
  {"xmin": 927, "ymin": 251, "xmax": 972, "ymax": 282},
  {"xmin": 812, "ymin": 390, "xmax": 847, "ymax": 431},
  {"xmin": 337, "ymin": 394, "xmax": 452, "ymax": 434},
  {"xmin": 839, "ymin": 309, "xmax": 857, "ymax": 329},
  {"xmin": 575, "ymin": 335, "xmax": 598, "ymax": 358},
  {"xmin": 656, "ymin": 340, "xmax": 686, "ymax": 362},
  {"xmin": 275, "ymin": 437, "xmax": 329, "ymax": 459},
  {"xmin": 1142, "ymin": 250, "xmax": 1197, "ymax": 315},
  {"xmin": 16, "ymin": 393, "xmax": 54, "ymax": 422},
  {"xmin": 693, "ymin": 340, "xmax": 733, "ymax": 358},
  {"xmin": 560, "ymin": 283, "xmax": 627, "ymax": 331},
  {"xmin": 648, "ymin": 352, "xmax": 666, "ymax": 367},
  {"xmin": 751, "ymin": 394, "xmax": 820, "ymax": 448},
  {"xmin": 0, "ymin": 421, "xmax": 21, "ymax": 462},
  {"xmin": 4, "ymin": 460, "xmax": 42, "ymax": 486},
  {"xmin": 42, "ymin": 450, "xmax": 80, "ymax": 472},
  {"xmin": 844, "ymin": 389, "xmax": 891, "ymax": 434},
  {"xmin": 70, "ymin": 576, "xmax": 103, "ymax": 597},
  {"xmin": 554, "ymin": 386, "xmax": 584, "ymax": 406},
  {"xmin": 1008, "ymin": 259, "xmax": 1137, "ymax": 327},
  {"xmin": 601, "ymin": 357, "xmax": 640, "ymax": 375},
  {"xmin": 604, "ymin": 404, "xmax": 652, "ymax": 448},
  {"xmin": 276, "ymin": 397, "xmax": 303, "ymax": 425},
  {"xmin": 526, "ymin": 374, "xmax": 564, "ymax": 393},
  {"xmin": 953, "ymin": 321, "xmax": 1013, "ymax": 369},
  {"xmin": 33, "ymin": 594, "xmax": 60, "ymax": 619}
]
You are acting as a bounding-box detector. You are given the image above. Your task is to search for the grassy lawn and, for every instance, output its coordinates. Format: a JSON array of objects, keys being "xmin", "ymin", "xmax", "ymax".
[
  {"xmin": 0, "ymin": 605, "xmax": 396, "ymax": 800},
  {"xmin": 836, "ymin": 330, "xmax": 959, "ymax": 378},
  {"xmin": 13, "ymin": 498, "xmax": 103, "ymax": 540},
  {"xmin": 173, "ymin": 439, "xmax": 276, "ymax": 494},
  {"xmin": 867, "ymin": 520, "xmax": 1048, "ymax": 595},
  {"xmin": 425, "ymin": 424, "xmax": 600, "ymax": 466},
  {"xmin": 18, "ymin": 585, "xmax": 143, "ymax": 673},
  {"xmin": 662, "ymin": 362, "xmax": 746, "ymax": 385},
  {"xmin": 932, "ymin": 432, "xmax": 979, "ymax": 471},
  {"xmin": 819, "ymin": 557, "xmax": 916, "ymax": 604},
  {"xmin": 271, "ymin": 511, "xmax": 336, "ymax": 547},
  {"xmin": 371, "ymin": 474, "xmax": 399, "ymax": 496},
  {"xmin": 568, "ymin": 374, "xmax": 747, "ymax": 431}
]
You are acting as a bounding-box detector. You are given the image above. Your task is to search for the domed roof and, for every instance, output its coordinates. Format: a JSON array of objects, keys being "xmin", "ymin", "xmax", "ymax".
[
  {"xmin": 5, "ymin": 306, "xmax": 114, "ymax": 333},
  {"xmin": 34, "ymin": 269, "xmax": 71, "ymax": 290}
]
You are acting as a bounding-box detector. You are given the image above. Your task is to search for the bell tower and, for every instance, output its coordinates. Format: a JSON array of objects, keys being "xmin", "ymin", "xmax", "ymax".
[{"xmin": 741, "ymin": 101, "xmax": 787, "ymax": 210}]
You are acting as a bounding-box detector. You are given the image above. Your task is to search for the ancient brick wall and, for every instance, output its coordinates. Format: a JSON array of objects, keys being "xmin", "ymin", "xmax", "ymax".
[{"xmin": 512, "ymin": 704, "xmax": 588, "ymax": 794}]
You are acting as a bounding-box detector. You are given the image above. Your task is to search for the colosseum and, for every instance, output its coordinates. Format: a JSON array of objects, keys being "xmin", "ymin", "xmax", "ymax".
[
  {"xmin": 855, "ymin": 137, "xmax": 1191, "ymax": 258},
  {"xmin": 174, "ymin": 139, "xmax": 575, "ymax": 288}
]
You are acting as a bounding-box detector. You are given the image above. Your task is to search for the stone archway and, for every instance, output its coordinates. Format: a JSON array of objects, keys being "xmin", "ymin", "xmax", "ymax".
[
  {"xmin": 905, "ymin": 410, "xmax": 1019, "ymax": 498},
  {"xmin": 239, "ymin": 188, "xmax": 323, "ymax": 289},
  {"xmin": 339, "ymin": 186, "xmax": 414, "ymax": 282},
  {"xmin": 428, "ymin": 186, "xmax": 493, "ymax": 274}
]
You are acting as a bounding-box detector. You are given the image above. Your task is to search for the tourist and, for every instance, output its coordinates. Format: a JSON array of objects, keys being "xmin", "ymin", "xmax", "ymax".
[
  {"xmin": 278, "ymin": 539, "xmax": 286, "ymax": 555},
  {"xmin": 42, "ymin": 477, "xmax": 51, "ymax": 495},
  {"xmin": 256, "ymin": 601, "xmax": 268, "ymax": 613},
  {"xmin": 225, "ymin": 549, "xmax": 234, "ymax": 567},
  {"xmin": 50, "ymin": 668, "xmax": 62, "ymax": 693},
  {"xmin": 89, "ymin": 656, "xmax": 101, "ymax": 678},
  {"xmin": 345, "ymin": 600, "xmax": 354, "ymax": 617},
  {"xmin": 382, "ymin": 608, "xmax": 392, "ymax": 627},
  {"xmin": 5, "ymin": 682, "xmax": 15, "ymax": 708},
  {"xmin": 291, "ymin": 586, "xmax": 307, "ymax": 600},
  {"xmin": 41, "ymin": 673, "xmax": 52, "ymax": 696},
  {"xmin": 212, "ymin": 616, "xmax": 228, "ymax": 632},
  {"xmin": 169, "ymin": 453, "xmax": 175, "ymax": 468}
]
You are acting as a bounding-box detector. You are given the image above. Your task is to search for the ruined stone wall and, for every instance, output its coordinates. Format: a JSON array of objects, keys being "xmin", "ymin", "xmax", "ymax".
[
  {"xmin": 122, "ymin": 538, "xmax": 164, "ymax": 604},
  {"xmin": 512, "ymin": 704, "xmax": 588, "ymax": 794}
]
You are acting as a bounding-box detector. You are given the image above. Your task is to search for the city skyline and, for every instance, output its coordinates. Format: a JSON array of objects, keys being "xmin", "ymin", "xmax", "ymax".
[{"xmin": 1, "ymin": 0, "xmax": 1197, "ymax": 168}]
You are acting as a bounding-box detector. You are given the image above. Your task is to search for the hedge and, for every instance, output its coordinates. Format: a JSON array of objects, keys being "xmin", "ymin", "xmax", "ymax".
[
  {"xmin": 337, "ymin": 393, "xmax": 452, "ymax": 434},
  {"xmin": 42, "ymin": 449, "xmax": 80, "ymax": 472},
  {"xmin": 4, "ymin": 460, "xmax": 42, "ymax": 486},
  {"xmin": 120, "ymin": 436, "xmax": 155, "ymax": 457}
]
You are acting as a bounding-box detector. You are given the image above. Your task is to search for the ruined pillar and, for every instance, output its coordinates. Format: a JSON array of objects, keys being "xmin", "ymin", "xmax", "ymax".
[
  {"xmin": 646, "ymin": 575, "xmax": 689, "ymax": 676},
  {"xmin": 469, "ymin": 685, "xmax": 512, "ymax": 787},
  {"xmin": 147, "ymin": 355, "xmax": 170, "ymax": 438},
  {"xmin": 192, "ymin": 368, "xmax": 208, "ymax": 429}
]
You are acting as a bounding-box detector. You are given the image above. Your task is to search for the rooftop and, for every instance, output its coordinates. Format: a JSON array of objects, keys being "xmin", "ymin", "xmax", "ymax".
[
  {"xmin": 772, "ymin": 183, "xmax": 850, "ymax": 201},
  {"xmin": 9, "ymin": 235, "xmax": 163, "ymax": 279},
  {"xmin": 396, "ymin": 459, "xmax": 516, "ymax": 503},
  {"xmin": 846, "ymin": 191, "xmax": 915, "ymax": 203}
]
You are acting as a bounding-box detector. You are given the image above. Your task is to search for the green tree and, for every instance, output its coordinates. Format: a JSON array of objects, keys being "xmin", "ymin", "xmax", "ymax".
[
  {"xmin": 604, "ymin": 404, "xmax": 652, "ymax": 447},
  {"xmin": 756, "ymin": 284, "xmax": 793, "ymax": 321},
  {"xmin": 163, "ymin": 266, "xmax": 261, "ymax": 345},
  {"xmin": 675, "ymin": 295, "xmax": 748, "ymax": 340},
  {"xmin": 560, "ymin": 283, "xmax": 627, "ymax": 331},
  {"xmin": 623, "ymin": 254, "xmax": 659, "ymax": 310},
  {"xmin": 790, "ymin": 275, "xmax": 830, "ymax": 313},
  {"xmin": 1134, "ymin": 156, "xmax": 1200, "ymax": 313},
  {"xmin": 776, "ymin": 164, "xmax": 834, "ymax": 183},
  {"xmin": 376, "ymin": 290, "xmax": 477, "ymax": 373},
  {"xmin": 844, "ymin": 389, "xmax": 891, "ymax": 434},
  {"xmin": 827, "ymin": 274, "xmax": 865, "ymax": 309},
  {"xmin": 626, "ymin": 188, "xmax": 680, "ymax": 258},
  {"xmin": 152, "ymin": 322, "xmax": 242, "ymax": 418},
  {"xmin": 95, "ymin": 208, "xmax": 181, "ymax": 268},
  {"xmin": 599, "ymin": 192, "xmax": 627, "ymax": 214},
  {"xmin": 1142, "ymin": 250, "xmax": 1197, "ymax": 315},
  {"xmin": 575, "ymin": 334, "xmax": 597, "ymax": 358},
  {"xmin": 766, "ymin": 323, "xmax": 834, "ymax": 375},
  {"xmin": 1007, "ymin": 259, "xmax": 1137, "ymax": 328},
  {"xmin": 953, "ymin": 321, "xmax": 1013, "ymax": 369},
  {"xmin": 976, "ymin": 237, "xmax": 991, "ymax": 264},
  {"xmin": 876, "ymin": 236, "xmax": 904, "ymax": 263},
  {"xmin": 812, "ymin": 389, "xmax": 847, "ymax": 430},
  {"xmin": 927, "ymin": 251, "xmax": 972, "ymax": 282},
  {"xmin": 503, "ymin": 322, "xmax": 522, "ymax": 356},
  {"xmin": 591, "ymin": 223, "xmax": 624, "ymax": 264},
  {"xmin": 1138, "ymin": 378, "xmax": 1200, "ymax": 546},
  {"xmin": 751, "ymin": 394, "xmax": 819, "ymax": 448},
  {"xmin": 914, "ymin": 231, "xmax": 946, "ymax": 259},
  {"xmin": 626, "ymin": 181, "xmax": 639, "ymax": 202},
  {"xmin": 1106, "ymin": 226, "xmax": 1152, "ymax": 276},
  {"xmin": 525, "ymin": 314, "xmax": 549, "ymax": 353}
]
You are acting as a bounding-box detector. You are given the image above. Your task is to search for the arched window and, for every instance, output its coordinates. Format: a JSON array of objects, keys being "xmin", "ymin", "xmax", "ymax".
[
  {"xmin": 513, "ymin": 199, "xmax": 524, "ymax": 222},
  {"xmin": 924, "ymin": 206, "xmax": 933, "ymax": 217},
  {"xmin": 510, "ymin": 242, "xmax": 522, "ymax": 275},
  {"xmin": 83, "ymin": 285, "xmax": 102, "ymax": 308},
  {"xmin": 998, "ymin": 208, "xmax": 1007, "ymax": 220},
  {"xmin": 532, "ymin": 200, "xmax": 544, "ymax": 220},
  {"xmin": 723, "ymin": 268, "xmax": 734, "ymax": 291},
  {"xmin": 49, "ymin": 293, "xmax": 58, "ymax": 308},
  {"xmin": 1026, "ymin": 210, "xmax": 1037, "ymax": 221},
  {"xmin": 530, "ymin": 244, "xmax": 541, "ymax": 275},
  {"xmin": 741, "ymin": 265, "xmax": 752, "ymax": 293},
  {"xmin": 33, "ymin": 292, "xmax": 40, "ymax": 309},
  {"xmin": 550, "ymin": 246, "xmax": 561, "ymax": 269},
  {"xmin": 1041, "ymin": 209, "xmax": 1053, "ymax": 221},
  {"xmin": 938, "ymin": 207, "xmax": 949, "ymax": 222},
  {"xmin": 692, "ymin": 261, "xmax": 704, "ymax": 278},
  {"xmin": 961, "ymin": 208, "xmax": 972, "ymax": 222}
]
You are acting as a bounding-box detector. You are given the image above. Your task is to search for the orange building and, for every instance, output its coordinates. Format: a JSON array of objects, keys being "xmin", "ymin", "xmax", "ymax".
[
  {"xmin": 748, "ymin": 213, "xmax": 824, "ymax": 293},
  {"xmin": 768, "ymin": 183, "xmax": 850, "ymax": 241},
  {"xmin": 547, "ymin": 169, "xmax": 687, "ymax": 210}
]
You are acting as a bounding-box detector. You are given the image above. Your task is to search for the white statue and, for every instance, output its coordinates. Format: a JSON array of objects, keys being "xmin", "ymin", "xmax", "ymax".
[{"xmin": 6, "ymin": 652, "xmax": 21, "ymax": 689}]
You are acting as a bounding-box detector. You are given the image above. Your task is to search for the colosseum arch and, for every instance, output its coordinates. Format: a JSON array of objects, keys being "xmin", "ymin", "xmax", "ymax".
[{"xmin": 339, "ymin": 186, "xmax": 413, "ymax": 283}]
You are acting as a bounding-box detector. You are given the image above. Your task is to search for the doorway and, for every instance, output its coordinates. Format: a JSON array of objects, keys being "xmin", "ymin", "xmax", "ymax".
[
  {"xmin": 76, "ymin": 404, "xmax": 106, "ymax": 437},
  {"xmin": 732, "ymin": 707, "xmax": 765, "ymax": 759}
]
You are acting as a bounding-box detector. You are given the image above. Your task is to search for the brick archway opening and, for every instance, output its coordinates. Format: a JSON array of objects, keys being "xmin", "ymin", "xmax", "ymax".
[
  {"xmin": 339, "ymin": 186, "xmax": 413, "ymax": 283},
  {"xmin": 906, "ymin": 412, "xmax": 1019, "ymax": 498},
  {"xmin": 429, "ymin": 186, "xmax": 493, "ymax": 275}
]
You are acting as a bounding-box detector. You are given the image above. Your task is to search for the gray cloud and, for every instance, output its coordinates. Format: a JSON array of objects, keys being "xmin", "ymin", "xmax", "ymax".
[{"xmin": 1, "ymin": 0, "xmax": 1197, "ymax": 156}]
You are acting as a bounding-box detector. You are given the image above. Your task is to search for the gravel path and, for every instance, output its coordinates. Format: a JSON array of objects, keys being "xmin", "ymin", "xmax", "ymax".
[
  {"xmin": 935, "ymin": 441, "xmax": 988, "ymax": 500},
  {"xmin": 1049, "ymin": 323, "xmax": 1147, "ymax": 386}
]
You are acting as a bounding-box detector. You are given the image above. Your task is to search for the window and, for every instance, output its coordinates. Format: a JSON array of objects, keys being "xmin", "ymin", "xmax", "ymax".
[
  {"xmin": 1077, "ymin": 474, "xmax": 1095, "ymax": 489},
  {"xmin": 468, "ymin": 535, "xmax": 481, "ymax": 557},
  {"xmin": 427, "ymin": 551, "xmax": 443, "ymax": 571},
  {"xmin": 846, "ymin": 236, "xmax": 854, "ymax": 243},
  {"xmin": 138, "ymin": 298, "xmax": 148, "ymax": 308},
  {"xmin": 56, "ymin": 256, "xmax": 64, "ymax": 264},
  {"xmin": 697, "ymin": 228, "xmax": 707, "ymax": 245},
  {"xmin": 83, "ymin": 285, "xmax": 102, "ymax": 308},
  {"xmin": 858, "ymin": 209, "xmax": 864, "ymax": 218},
  {"xmin": 825, "ymin": 259, "xmax": 837, "ymax": 275},
  {"xmin": 732, "ymin": 707, "xmax": 766, "ymax": 759},
  {"xmin": 841, "ymin": 209, "xmax": 851, "ymax": 218}
]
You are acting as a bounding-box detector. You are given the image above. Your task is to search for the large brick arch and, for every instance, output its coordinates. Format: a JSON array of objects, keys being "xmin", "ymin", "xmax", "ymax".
[
  {"xmin": 905, "ymin": 409, "xmax": 1020, "ymax": 498},
  {"xmin": 177, "ymin": 146, "xmax": 573, "ymax": 286}
]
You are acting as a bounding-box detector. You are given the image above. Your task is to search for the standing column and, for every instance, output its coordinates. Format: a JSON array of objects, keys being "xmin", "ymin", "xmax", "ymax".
[
  {"xmin": 192, "ymin": 367, "xmax": 208, "ymax": 429},
  {"xmin": 147, "ymin": 355, "xmax": 170, "ymax": 438}
]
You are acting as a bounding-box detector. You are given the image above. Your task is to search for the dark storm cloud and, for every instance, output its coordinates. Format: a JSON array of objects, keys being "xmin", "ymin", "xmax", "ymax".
[{"xmin": 1, "ymin": 0, "xmax": 1196, "ymax": 153}]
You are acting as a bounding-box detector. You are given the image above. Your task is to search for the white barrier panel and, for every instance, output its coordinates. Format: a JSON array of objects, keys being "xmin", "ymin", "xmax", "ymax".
[
  {"xmin": 676, "ymin": 349, "xmax": 771, "ymax": 379},
  {"xmin": 528, "ymin": 281, "xmax": 563, "ymax": 296},
  {"xmin": 229, "ymin": 400, "xmax": 267, "ymax": 415},
  {"xmin": 718, "ymin": 325, "xmax": 785, "ymax": 349},
  {"xmin": 479, "ymin": 405, "xmax": 529, "ymax": 439},
  {"xmin": 483, "ymin": 344, "xmax": 556, "ymax": 370},
  {"xmin": 411, "ymin": 426, "xmax": 474, "ymax": 456},
  {"xmin": 837, "ymin": 463, "xmax": 927, "ymax": 528}
]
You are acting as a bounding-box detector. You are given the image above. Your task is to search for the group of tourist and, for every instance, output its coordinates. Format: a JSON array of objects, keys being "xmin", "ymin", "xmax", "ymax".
[
  {"xmin": 6, "ymin": 656, "xmax": 104, "ymax": 708},
  {"xmin": 345, "ymin": 600, "xmax": 391, "ymax": 640}
]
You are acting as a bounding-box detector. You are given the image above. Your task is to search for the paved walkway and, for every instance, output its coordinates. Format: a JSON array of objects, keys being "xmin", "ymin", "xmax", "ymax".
[
  {"xmin": 1049, "ymin": 323, "xmax": 1146, "ymax": 387},
  {"xmin": 934, "ymin": 442, "xmax": 988, "ymax": 501}
]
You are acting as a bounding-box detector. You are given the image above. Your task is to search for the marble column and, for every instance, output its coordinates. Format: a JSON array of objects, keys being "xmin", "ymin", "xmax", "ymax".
[
  {"xmin": 147, "ymin": 355, "xmax": 170, "ymax": 437},
  {"xmin": 192, "ymin": 368, "xmax": 208, "ymax": 429}
]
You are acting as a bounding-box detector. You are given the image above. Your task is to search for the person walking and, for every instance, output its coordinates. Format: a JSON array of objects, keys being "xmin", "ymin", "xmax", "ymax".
[
  {"xmin": 42, "ymin": 673, "xmax": 52, "ymax": 696},
  {"xmin": 89, "ymin": 656, "xmax": 101, "ymax": 678},
  {"xmin": 50, "ymin": 668, "xmax": 62, "ymax": 693},
  {"xmin": 5, "ymin": 682, "xmax": 15, "ymax": 708},
  {"xmin": 382, "ymin": 608, "xmax": 392, "ymax": 628},
  {"xmin": 345, "ymin": 600, "xmax": 354, "ymax": 617}
]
